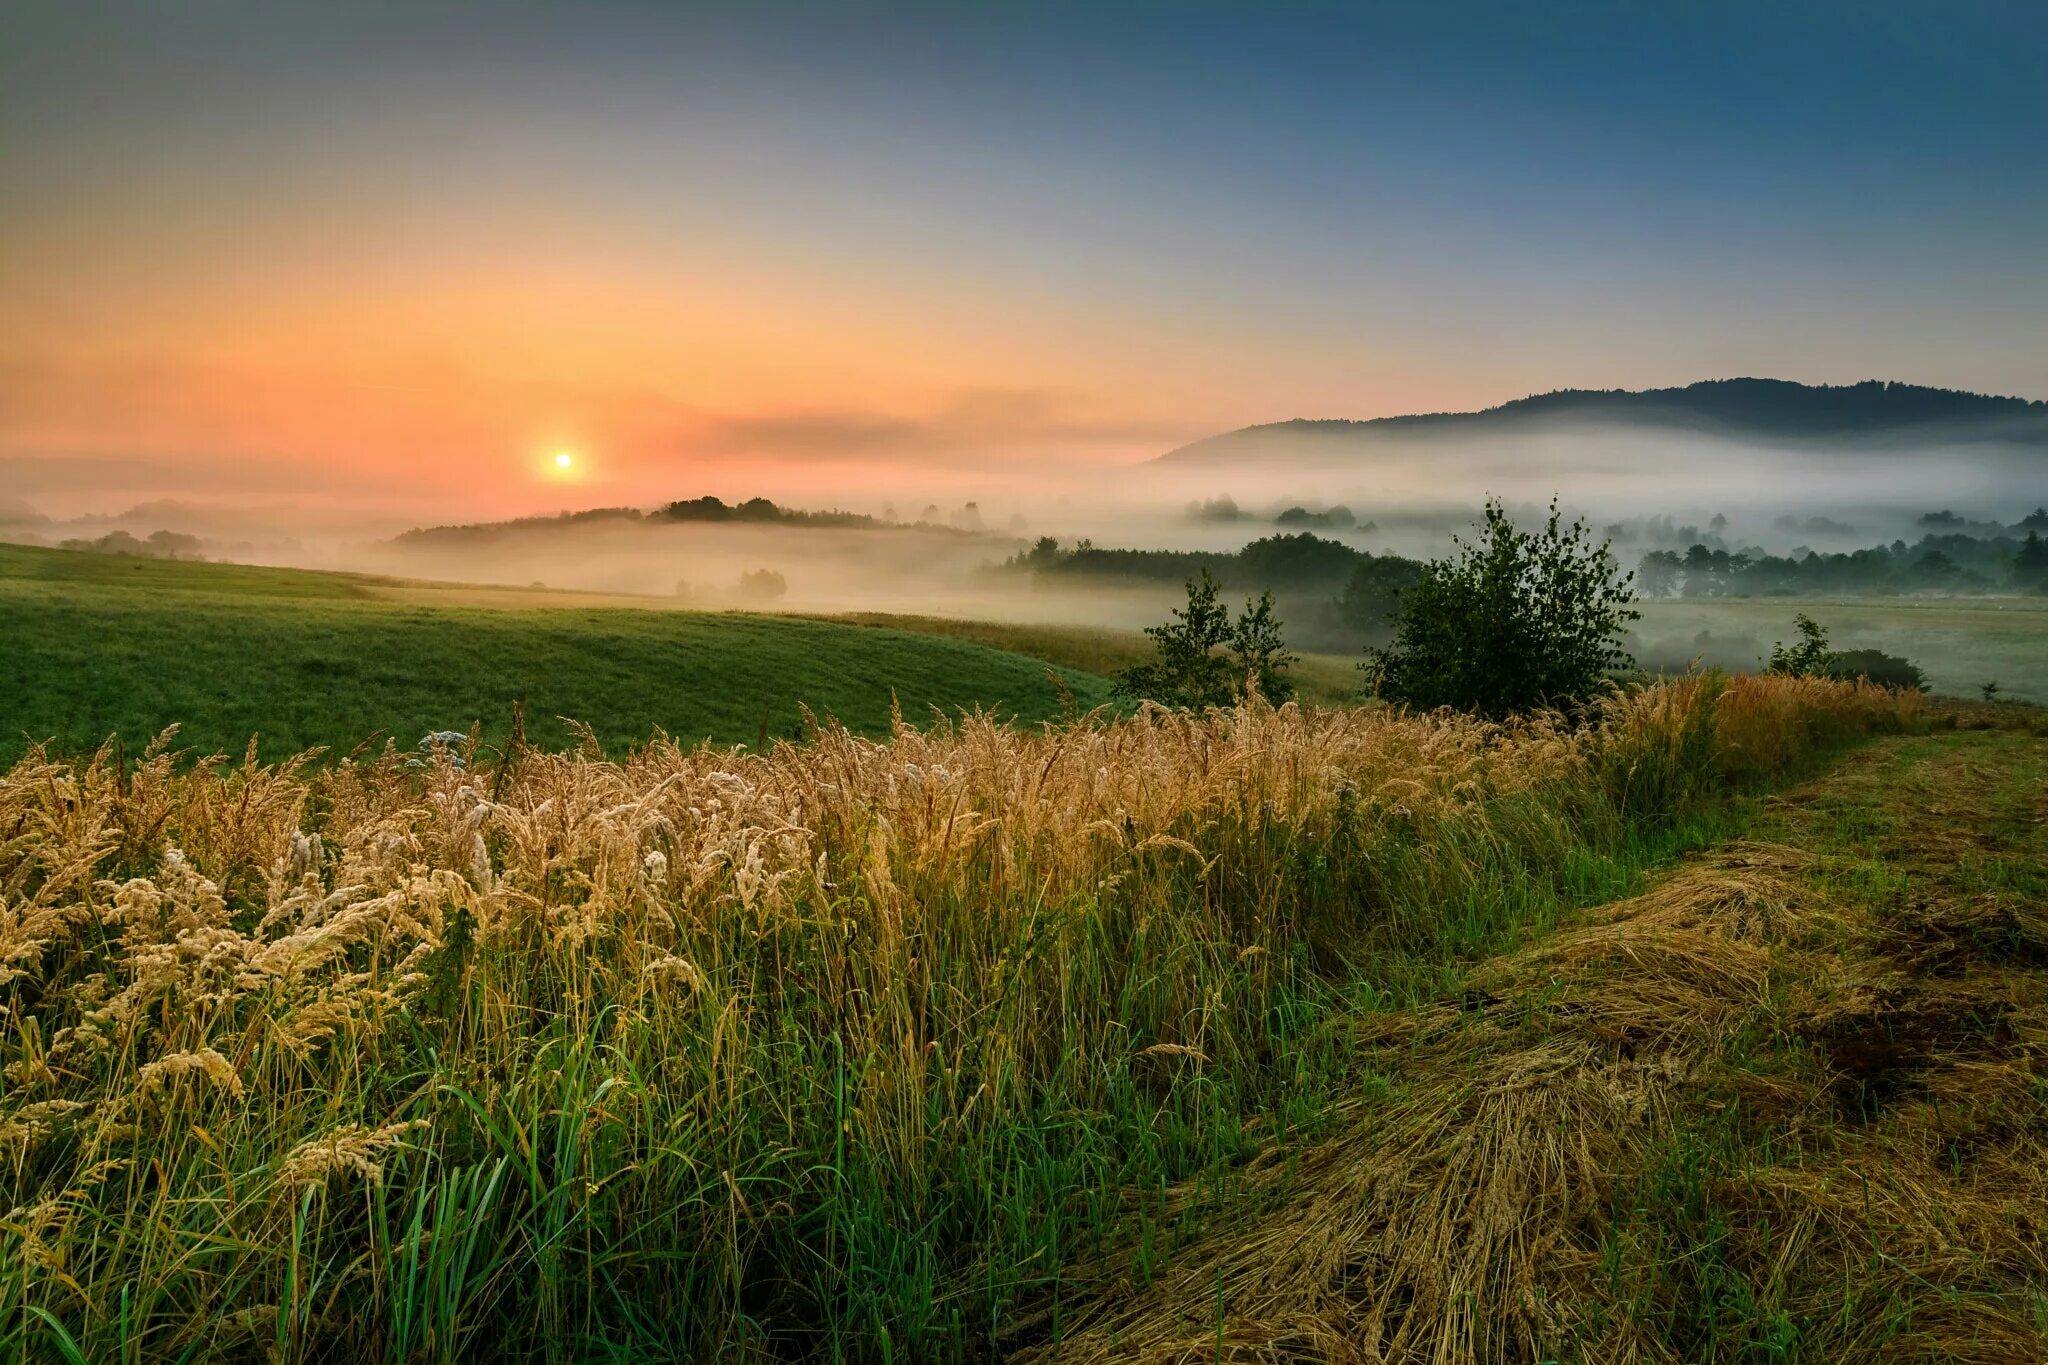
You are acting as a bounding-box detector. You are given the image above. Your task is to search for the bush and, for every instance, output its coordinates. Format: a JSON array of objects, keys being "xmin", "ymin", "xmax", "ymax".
[
  {"xmin": 1767, "ymin": 615, "xmax": 1924, "ymax": 691},
  {"xmin": 737, "ymin": 568, "xmax": 788, "ymax": 600},
  {"xmin": 1363, "ymin": 499, "xmax": 1637, "ymax": 717},
  {"xmin": 1826, "ymin": 648, "xmax": 1926, "ymax": 692},
  {"xmin": 1115, "ymin": 571, "xmax": 1298, "ymax": 707}
]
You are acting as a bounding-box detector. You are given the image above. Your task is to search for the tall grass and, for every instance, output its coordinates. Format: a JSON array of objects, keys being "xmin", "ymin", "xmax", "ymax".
[{"xmin": 0, "ymin": 674, "xmax": 1924, "ymax": 1361}]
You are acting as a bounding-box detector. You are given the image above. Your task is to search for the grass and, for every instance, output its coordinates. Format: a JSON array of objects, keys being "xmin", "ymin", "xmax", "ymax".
[
  {"xmin": 0, "ymin": 543, "xmax": 1113, "ymax": 765},
  {"xmin": 0, "ymin": 540, "xmax": 392, "ymax": 600},
  {"xmin": 821, "ymin": 595, "xmax": 2048, "ymax": 712},
  {"xmin": 1026, "ymin": 711, "xmax": 2048, "ymax": 1363},
  {"xmin": 0, "ymin": 671, "xmax": 1933, "ymax": 1362},
  {"xmin": 1635, "ymin": 593, "xmax": 2048, "ymax": 702},
  {"xmin": 808, "ymin": 611, "xmax": 1368, "ymax": 707}
]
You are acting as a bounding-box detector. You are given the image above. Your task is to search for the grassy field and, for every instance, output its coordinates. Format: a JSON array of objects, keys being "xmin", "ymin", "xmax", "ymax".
[
  {"xmin": 9, "ymin": 542, "xmax": 2045, "ymax": 1357},
  {"xmin": 1, "ymin": 673, "xmax": 1959, "ymax": 1362},
  {"xmin": 829, "ymin": 595, "xmax": 2047, "ymax": 710},
  {"xmin": 811, "ymin": 611, "xmax": 1368, "ymax": 706},
  {"xmin": 1636, "ymin": 594, "xmax": 2048, "ymax": 702},
  {"xmin": 0, "ymin": 544, "xmax": 1113, "ymax": 764},
  {"xmin": 828, "ymin": 595, "xmax": 2048, "ymax": 711}
]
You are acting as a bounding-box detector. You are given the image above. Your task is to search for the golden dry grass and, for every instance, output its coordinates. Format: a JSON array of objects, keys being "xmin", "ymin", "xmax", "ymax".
[
  {"xmin": 1011, "ymin": 848, "xmax": 1825, "ymax": 1364},
  {"xmin": 1015, "ymin": 724, "xmax": 2048, "ymax": 1365},
  {"xmin": 0, "ymin": 674, "xmax": 1933, "ymax": 1360}
]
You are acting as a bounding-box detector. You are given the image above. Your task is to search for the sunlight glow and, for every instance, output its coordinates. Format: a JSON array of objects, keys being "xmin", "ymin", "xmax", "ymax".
[{"xmin": 554, "ymin": 451, "xmax": 575, "ymax": 470}]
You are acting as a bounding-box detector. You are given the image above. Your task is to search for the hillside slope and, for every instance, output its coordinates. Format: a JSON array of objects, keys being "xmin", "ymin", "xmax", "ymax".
[{"xmin": 0, "ymin": 544, "xmax": 1112, "ymax": 762}]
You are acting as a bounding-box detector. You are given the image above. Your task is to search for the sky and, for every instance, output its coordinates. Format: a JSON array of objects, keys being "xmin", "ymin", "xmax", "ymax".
[{"xmin": 3, "ymin": 0, "xmax": 2044, "ymax": 517}]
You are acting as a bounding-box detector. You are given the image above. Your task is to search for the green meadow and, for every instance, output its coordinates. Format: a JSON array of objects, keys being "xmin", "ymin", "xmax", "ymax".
[
  {"xmin": 1634, "ymin": 594, "xmax": 2048, "ymax": 702},
  {"xmin": 0, "ymin": 544, "xmax": 1112, "ymax": 765}
]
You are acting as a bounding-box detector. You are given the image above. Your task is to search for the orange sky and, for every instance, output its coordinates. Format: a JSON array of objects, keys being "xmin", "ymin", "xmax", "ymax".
[
  {"xmin": 6, "ymin": 4, "xmax": 2044, "ymax": 520},
  {"xmin": 1, "ymin": 200, "xmax": 1244, "ymax": 512}
]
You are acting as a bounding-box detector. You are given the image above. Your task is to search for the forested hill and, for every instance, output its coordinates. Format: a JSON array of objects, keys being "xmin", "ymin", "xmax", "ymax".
[{"xmin": 1156, "ymin": 378, "xmax": 2048, "ymax": 466}]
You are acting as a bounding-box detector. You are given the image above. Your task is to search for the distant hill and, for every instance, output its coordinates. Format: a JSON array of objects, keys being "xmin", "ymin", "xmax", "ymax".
[
  {"xmin": 390, "ymin": 494, "xmax": 986, "ymax": 549},
  {"xmin": 1155, "ymin": 379, "xmax": 2048, "ymax": 467}
]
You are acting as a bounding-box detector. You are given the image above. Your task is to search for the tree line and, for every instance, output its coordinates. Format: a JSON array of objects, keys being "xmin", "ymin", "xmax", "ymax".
[
  {"xmin": 1116, "ymin": 500, "xmax": 1642, "ymax": 719},
  {"xmin": 1114, "ymin": 501, "xmax": 1937, "ymax": 720},
  {"xmin": 1013, "ymin": 533, "xmax": 1423, "ymax": 652},
  {"xmin": 1636, "ymin": 522, "xmax": 2048, "ymax": 597}
]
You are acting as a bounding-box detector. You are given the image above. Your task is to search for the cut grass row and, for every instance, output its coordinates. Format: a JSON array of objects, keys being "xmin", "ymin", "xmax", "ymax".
[{"xmin": 1023, "ymin": 717, "xmax": 2048, "ymax": 1362}]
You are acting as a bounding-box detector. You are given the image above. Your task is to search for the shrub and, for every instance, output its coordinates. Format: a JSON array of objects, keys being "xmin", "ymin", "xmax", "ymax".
[
  {"xmin": 1826, "ymin": 647, "xmax": 1926, "ymax": 692},
  {"xmin": 1766, "ymin": 615, "xmax": 1924, "ymax": 692},
  {"xmin": 1363, "ymin": 498, "xmax": 1637, "ymax": 717},
  {"xmin": 1230, "ymin": 588, "xmax": 1295, "ymax": 702},
  {"xmin": 737, "ymin": 567, "xmax": 788, "ymax": 600}
]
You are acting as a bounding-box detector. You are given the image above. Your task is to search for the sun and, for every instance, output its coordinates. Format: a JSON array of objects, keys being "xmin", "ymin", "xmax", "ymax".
[{"xmin": 554, "ymin": 451, "xmax": 575, "ymax": 470}]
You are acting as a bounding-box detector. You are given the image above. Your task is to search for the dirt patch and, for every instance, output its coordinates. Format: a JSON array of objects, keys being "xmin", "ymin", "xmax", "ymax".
[
  {"xmin": 1889, "ymin": 895, "xmax": 2048, "ymax": 974},
  {"xmin": 1799, "ymin": 981, "xmax": 2017, "ymax": 1120}
]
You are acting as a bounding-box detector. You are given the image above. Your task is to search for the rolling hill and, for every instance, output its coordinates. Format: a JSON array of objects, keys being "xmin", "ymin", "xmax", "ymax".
[{"xmin": 0, "ymin": 544, "xmax": 1113, "ymax": 764}]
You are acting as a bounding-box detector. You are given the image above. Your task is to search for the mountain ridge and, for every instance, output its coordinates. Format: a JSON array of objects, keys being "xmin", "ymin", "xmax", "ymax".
[{"xmin": 1155, "ymin": 378, "xmax": 2048, "ymax": 466}]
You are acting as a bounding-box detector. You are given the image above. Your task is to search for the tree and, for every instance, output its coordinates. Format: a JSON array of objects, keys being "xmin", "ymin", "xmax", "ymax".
[
  {"xmin": 2014, "ymin": 531, "xmax": 2048, "ymax": 590},
  {"xmin": 1115, "ymin": 572, "xmax": 1297, "ymax": 707},
  {"xmin": 1681, "ymin": 543, "xmax": 1718, "ymax": 597},
  {"xmin": 1912, "ymin": 549, "xmax": 1961, "ymax": 585},
  {"xmin": 1635, "ymin": 549, "xmax": 1682, "ymax": 598},
  {"xmin": 1767, "ymin": 614, "xmax": 1837, "ymax": 676},
  {"xmin": 1231, "ymin": 590, "xmax": 1297, "ymax": 702},
  {"xmin": 1019, "ymin": 535, "xmax": 1065, "ymax": 569},
  {"xmin": 1362, "ymin": 499, "xmax": 1637, "ymax": 718},
  {"xmin": 1332, "ymin": 554, "xmax": 1425, "ymax": 642}
]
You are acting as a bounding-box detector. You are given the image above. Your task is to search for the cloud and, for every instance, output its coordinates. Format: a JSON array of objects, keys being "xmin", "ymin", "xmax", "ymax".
[
  {"xmin": 691, "ymin": 388, "xmax": 1191, "ymax": 466},
  {"xmin": 0, "ymin": 451, "xmax": 428, "ymax": 503}
]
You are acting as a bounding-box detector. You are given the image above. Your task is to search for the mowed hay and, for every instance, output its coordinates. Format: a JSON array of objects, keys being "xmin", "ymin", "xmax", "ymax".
[
  {"xmin": 1020, "ymin": 740, "xmax": 2048, "ymax": 1365},
  {"xmin": 1013, "ymin": 850, "xmax": 1822, "ymax": 1364},
  {"xmin": 0, "ymin": 676, "xmax": 1927, "ymax": 1359}
]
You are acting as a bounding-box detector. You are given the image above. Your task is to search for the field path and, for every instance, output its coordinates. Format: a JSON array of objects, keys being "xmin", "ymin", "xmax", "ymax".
[{"xmin": 1017, "ymin": 722, "xmax": 2048, "ymax": 1363}]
